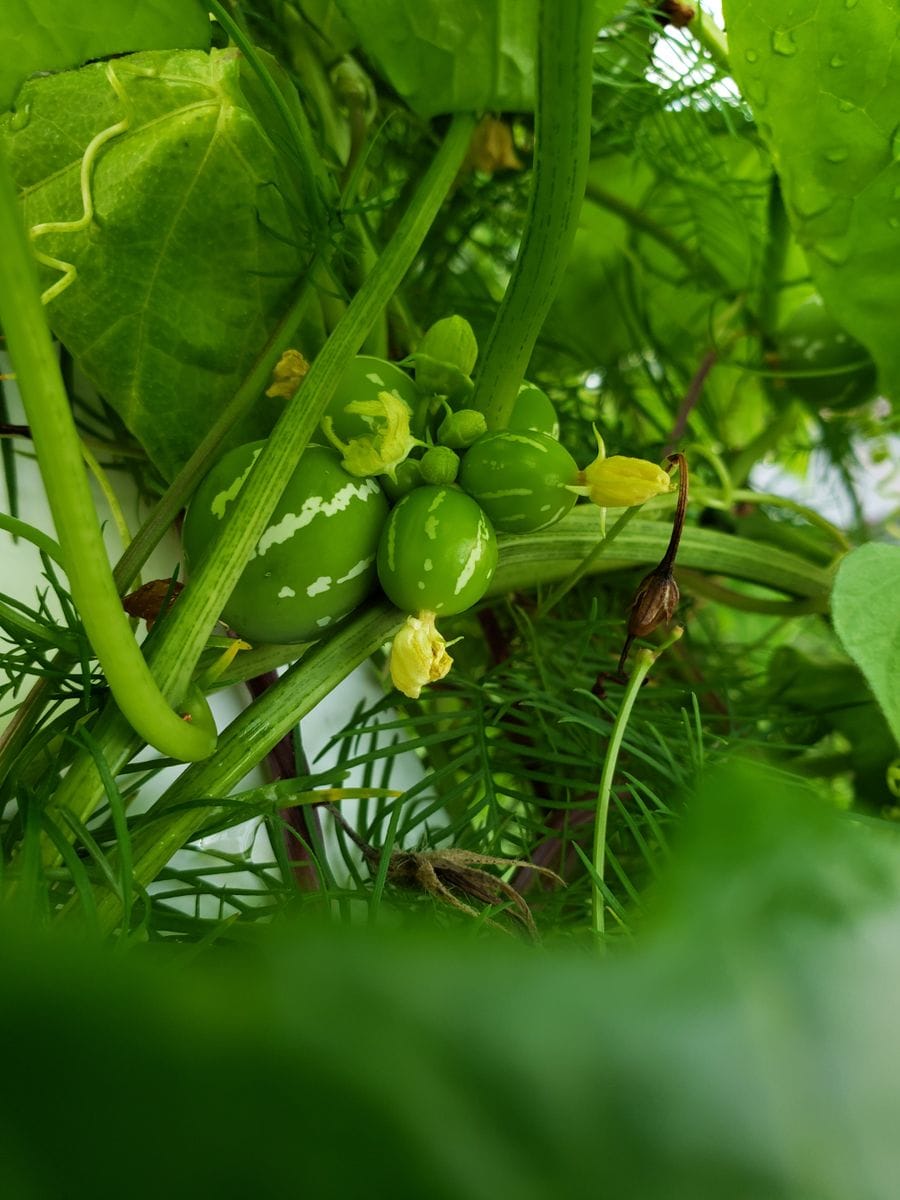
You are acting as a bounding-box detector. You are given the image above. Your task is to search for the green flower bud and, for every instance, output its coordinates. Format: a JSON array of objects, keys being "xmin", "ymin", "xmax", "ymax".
[
  {"xmin": 413, "ymin": 316, "xmax": 479, "ymax": 399},
  {"xmin": 437, "ymin": 408, "xmax": 487, "ymax": 449},
  {"xmin": 419, "ymin": 445, "xmax": 460, "ymax": 485},
  {"xmin": 419, "ymin": 316, "xmax": 478, "ymax": 376}
]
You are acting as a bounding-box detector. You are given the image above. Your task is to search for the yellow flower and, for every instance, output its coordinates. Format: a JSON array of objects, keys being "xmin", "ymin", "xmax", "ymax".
[
  {"xmin": 323, "ymin": 390, "xmax": 419, "ymax": 480},
  {"xmin": 389, "ymin": 611, "xmax": 454, "ymax": 699},
  {"xmin": 578, "ymin": 431, "xmax": 671, "ymax": 507}
]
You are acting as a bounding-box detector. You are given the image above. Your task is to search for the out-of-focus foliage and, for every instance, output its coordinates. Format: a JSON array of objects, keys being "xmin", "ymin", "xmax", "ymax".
[{"xmin": 2, "ymin": 771, "xmax": 900, "ymax": 1199}]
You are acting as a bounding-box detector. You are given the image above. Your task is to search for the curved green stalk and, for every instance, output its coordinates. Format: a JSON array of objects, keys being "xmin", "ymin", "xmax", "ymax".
[
  {"xmin": 89, "ymin": 603, "xmax": 402, "ymax": 932},
  {"xmin": 0, "ymin": 146, "xmax": 216, "ymax": 762},
  {"xmin": 688, "ymin": 8, "xmax": 730, "ymax": 74},
  {"xmin": 471, "ymin": 0, "xmax": 595, "ymax": 429}
]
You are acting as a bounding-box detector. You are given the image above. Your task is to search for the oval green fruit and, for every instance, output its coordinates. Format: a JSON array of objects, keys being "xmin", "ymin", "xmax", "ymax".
[
  {"xmin": 508, "ymin": 383, "xmax": 560, "ymax": 439},
  {"xmin": 377, "ymin": 486, "xmax": 498, "ymax": 615},
  {"xmin": 775, "ymin": 295, "xmax": 877, "ymax": 410},
  {"xmin": 183, "ymin": 442, "xmax": 388, "ymax": 643},
  {"xmin": 324, "ymin": 355, "xmax": 419, "ymax": 442},
  {"xmin": 458, "ymin": 431, "xmax": 578, "ymax": 532}
]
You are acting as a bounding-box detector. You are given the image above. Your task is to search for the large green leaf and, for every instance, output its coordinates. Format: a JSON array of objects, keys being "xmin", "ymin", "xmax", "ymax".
[
  {"xmin": 334, "ymin": 0, "xmax": 624, "ymax": 117},
  {"xmin": 2, "ymin": 771, "xmax": 900, "ymax": 1197},
  {"xmin": 0, "ymin": 48, "xmax": 318, "ymax": 479},
  {"xmin": 832, "ymin": 542, "xmax": 900, "ymax": 749},
  {"xmin": 0, "ymin": 0, "xmax": 210, "ymax": 112},
  {"xmin": 725, "ymin": 0, "xmax": 900, "ymax": 400}
]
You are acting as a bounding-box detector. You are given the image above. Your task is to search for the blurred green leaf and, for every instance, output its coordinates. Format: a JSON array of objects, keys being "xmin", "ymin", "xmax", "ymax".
[
  {"xmin": 725, "ymin": 0, "xmax": 900, "ymax": 400},
  {"xmin": 832, "ymin": 543, "xmax": 900, "ymax": 748},
  {"xmin": 334, "ymin": 0, "xmax": 624, "ymax": 117},
  {"xmin": 0, "ymin": 48, "xmax": 319, "ymax": 478},
  {"xmin": 0, "ymin": 0, "xmax": 211, "ymax": 111},
  {"xmin": 2, "ymin": 769, "xmax": 900, "ymax": 1198}
]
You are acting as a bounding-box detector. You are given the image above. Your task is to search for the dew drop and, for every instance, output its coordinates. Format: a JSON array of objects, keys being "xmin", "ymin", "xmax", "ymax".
[
  {"xmin": 829, "ymin": 54, "xmax": 846, "ymax": 68},
  {"xmin": 837, "ymin": 99, "xmax": 855, "ymax": 113},
  {"xmin": 892, "ymin": 185, "xmax": 900, "ymax": 200},
  {"xmin": 9, "ymin": 103, "xmax": 31, "ymax": 132},
  {"xmin": 824, "ymin": 146, "xmax": 849, "ymax": 164},
  {"xmin": 845, "ymin": 0, "xmax": 859, "ymax": 8},
  {"xmin": 889, "ymin": 216, "xmax": 900, "ymax": 229},
  {"xmin": 771, "ymin": 29, "xmax": 798, "ymax": 57},
  {"xmin": 744, "ymin": 49, "xmax": 760, "ymax": 63},
  {"xmin": 892, "ymin": 126, "xmax": 900, "ymax": 162}
]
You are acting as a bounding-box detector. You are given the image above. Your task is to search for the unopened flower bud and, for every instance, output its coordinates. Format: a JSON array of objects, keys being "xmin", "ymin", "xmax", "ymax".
[
  {"xmin": 419, "ymin": 316, "xmax": 478, "ymax": 376},
  {"xmin": 419, "ymin": 445, "xmax": 460, "ymax": 485},
  {"xmin": 581, "ymin": 454, "xmax": 671, "ymax": 507},
  {"xmin": 389, "ymin": 610, "xmax": 454, "ymax": 699},
  {"xmin": 437, "ymin": 408, "xmax": 487, "ymax": 449}
]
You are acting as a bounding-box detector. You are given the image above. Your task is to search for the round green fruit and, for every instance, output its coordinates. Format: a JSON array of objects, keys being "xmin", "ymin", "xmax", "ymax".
[
  {"xmin": 376, "ymin": 486, "xmax": 498, "ymax": 615},
  {"xmin": 183, "ymin": 442, "xmax": 388, "ymax": 643},
  {"xmin": 775, "ymin": 296, "xmax": 877, "ymax": 410},
  {"xmin": 458, "ymin": 431, "xmax": 578, "ymax": 532},
  {"xmin": 324, "ymin": 355, "xmax": 419, "ymax": 442},
  {"xmin": 508, "ymin": 383, "xmax": 560, "ymax": 439}
]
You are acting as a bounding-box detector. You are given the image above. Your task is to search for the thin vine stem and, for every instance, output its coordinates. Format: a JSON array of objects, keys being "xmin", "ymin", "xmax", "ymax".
[
  {"xmin": 592, "ymin": 627, "xmax": 683, "ymax": 944},
  {"xmin": 0, "ymin": 144, "xmax": 216, "ymax": 761},
  {"xmin": 471, "ymin": 0, "xmax": 595, "ymax": 429}
]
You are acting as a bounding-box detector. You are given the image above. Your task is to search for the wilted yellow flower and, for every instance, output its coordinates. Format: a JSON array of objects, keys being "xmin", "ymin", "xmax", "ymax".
[
  {"xmin": 390, "ymin": 611, "xmax": 454, "ymax": 699},
  {"xmin": 265, "ymin": 349, "xmax": 309, "ymax": 398},
  {"xmin": 323, "ymin": 390, "xmax": 419, "ymax": 479}
]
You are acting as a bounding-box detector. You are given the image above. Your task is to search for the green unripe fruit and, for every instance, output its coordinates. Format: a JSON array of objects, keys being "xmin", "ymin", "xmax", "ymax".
[
  {"xmin": 459, "ymin": 431, "xmax": 578, "ymax": 532},
  {"xmin": 437, "ymin": 408, "xmax": 487, "ymax": 449},
  {"xmin": 509, "ymin": 382, "xmax": 560, "ymax": 439},
  {"xmin": 183, "ymin": 442, "xmax": 388, "ymax": 644},
  {"xmin": 420, "ymin": 445, "xmax": 460, "ymax": 485},
  {"xmin": 774, "ymin": 296, "xmax": 877, "ymax": 411},
  {"xmin": 377, "ymin": 486, "xmax": 498, "ymax": 615},
  {"xmin": 380, "ymin": 457, "xmax": 424, "ymax": 503}
]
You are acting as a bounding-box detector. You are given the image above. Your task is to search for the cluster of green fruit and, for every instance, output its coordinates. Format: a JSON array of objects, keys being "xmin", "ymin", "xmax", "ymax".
[
  {"xmin": 182, "ymin": 318, "xmax": 670, "ymax": 695},
  {"xmin": 183, "ymin": 319, "xmax": 573, "ymax": 638}
]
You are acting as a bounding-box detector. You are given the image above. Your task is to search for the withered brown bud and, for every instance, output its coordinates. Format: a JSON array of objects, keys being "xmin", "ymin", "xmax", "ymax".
[
  {"xmin": 653, "ymin": 1, "xmax": 696, "ymax": 28},
  {"xmin": 627, "ymin": 566, "xmax": 680, "ymax": 639}
]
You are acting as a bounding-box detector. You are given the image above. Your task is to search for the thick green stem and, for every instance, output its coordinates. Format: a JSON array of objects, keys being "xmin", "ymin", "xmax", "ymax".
[
  {"xmin": 0, "ymin": 146, "xmax": 215, "ymax": 761},
  {"xmin": 688, "ymin": 8, "xmax": 730, "ymax": 74},
  {"xmin": 471, "ymin": 0, "xmax": 595, "ymax": 429},
  {"xmin": 89, "ymin": 603, "xmax": 402, "ymax": 932}
]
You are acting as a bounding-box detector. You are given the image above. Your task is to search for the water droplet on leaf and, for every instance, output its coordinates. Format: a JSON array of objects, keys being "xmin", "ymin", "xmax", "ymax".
[
  {"xmin": 772, "ymin": 29, "xmax": 798, "ymax": 57},
  {"xmin": 891, "ymin": 126, "xmax": 900, "ymax": 162},
  {"xmin": 9, "ymin": 103, "xmax": 31, "ymax": 132},
  {"xmin": 813, "ymin": 238, "xmax": 850, "ymax": 267},
  {"xmin": 845, "ymin": 0, "xmax": 859, "ymax": 8},
  {"xmin": 744, "ymin": 49, "xmax": 759, "ymax": 63},
  {"xmin": 830, "ymin": 54, "xmax": 846, "ymax": 68},
  {"xmin": 824, "ymin": 147, "xmax": 849, "ymax": 164},
  {"xmin": 837, "ymin": 100, "xmax": 855, "ymax": 113}
]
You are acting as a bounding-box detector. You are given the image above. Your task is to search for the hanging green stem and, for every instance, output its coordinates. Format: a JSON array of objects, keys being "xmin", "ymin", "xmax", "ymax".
[
  {"xmin": 0, "ymin": 145, "xmax": 216, "ymax": 762},
  {"xmin": 471, "ymin": 0, "xmax": 595, "ymax": 429}
]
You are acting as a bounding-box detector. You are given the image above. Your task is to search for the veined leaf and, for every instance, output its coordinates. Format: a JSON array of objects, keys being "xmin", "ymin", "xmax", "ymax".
[
  {"xmin": 0, "ymin": 48, "xmax": 319, "ymax": 478},
  {"xmin": 725, "ymin": 0, "xmax": 900, "ymax": 400},
  {"xmin": 0, "ymin": 0, "xmax": 211, "ymax": 111},
  {"xmin": 334, "ymin": 0, "xmax": 625, "ymax": 117},
  {"xmin": 831, "ymin": 543, "xmax": 900, "ymax": 749}
]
